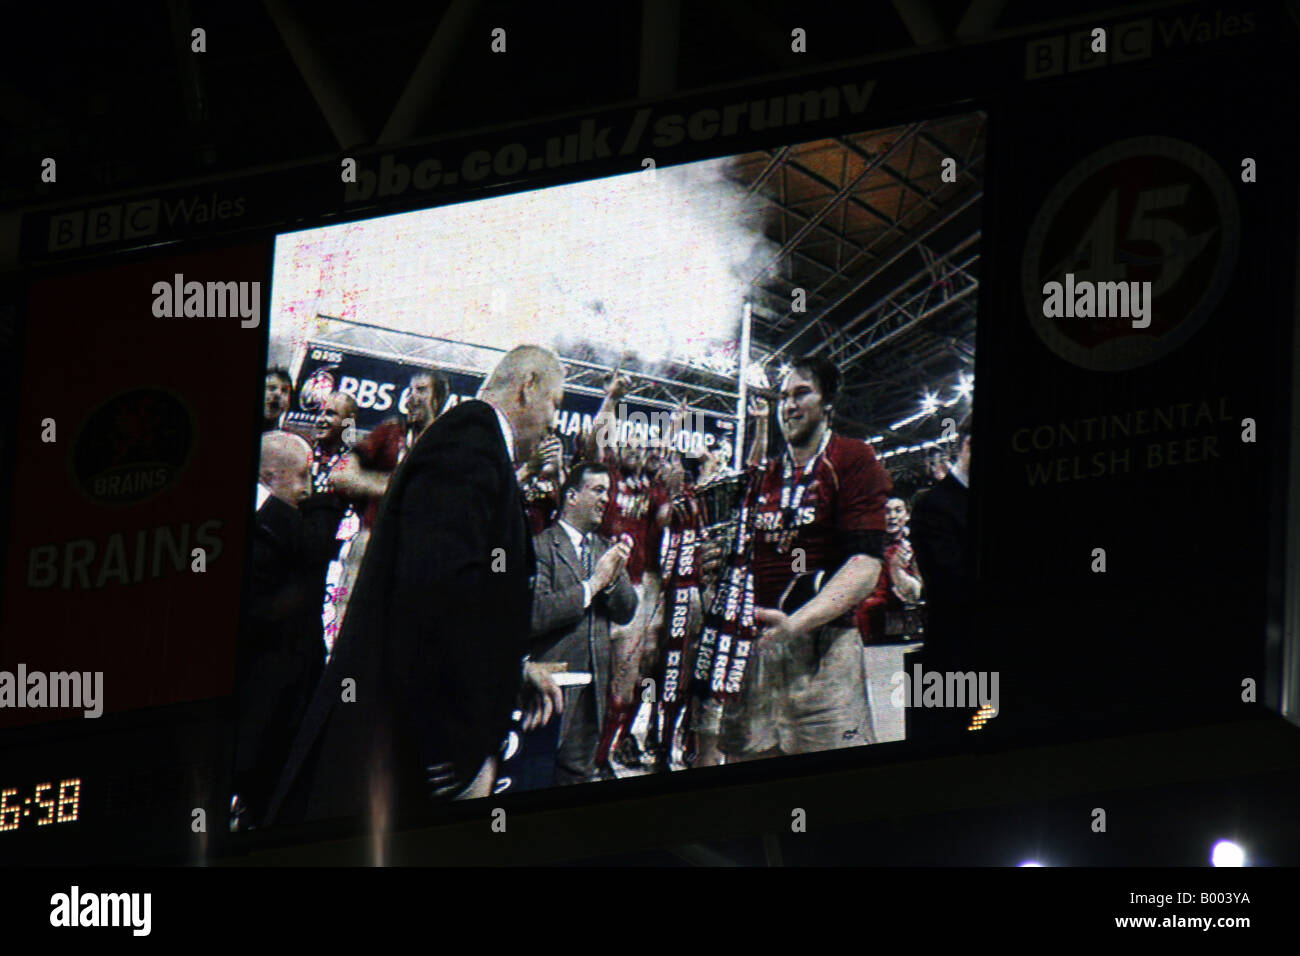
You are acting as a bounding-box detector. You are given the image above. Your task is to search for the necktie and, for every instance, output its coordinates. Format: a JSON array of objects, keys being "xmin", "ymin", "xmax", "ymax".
[{"xmin": 579, "ymin": 534, "xmax": 594, "ymax": 665}]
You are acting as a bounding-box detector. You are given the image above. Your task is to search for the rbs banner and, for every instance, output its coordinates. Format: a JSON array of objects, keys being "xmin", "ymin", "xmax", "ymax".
[{"xmin": 288, "ymin": 342, "xmax": 737, "ymax": 456}]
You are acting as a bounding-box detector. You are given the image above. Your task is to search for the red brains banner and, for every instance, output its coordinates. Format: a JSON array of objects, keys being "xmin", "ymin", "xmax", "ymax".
[{"xmin": 0, "ymin": 242, "xmax": 268, "ymax": 727}]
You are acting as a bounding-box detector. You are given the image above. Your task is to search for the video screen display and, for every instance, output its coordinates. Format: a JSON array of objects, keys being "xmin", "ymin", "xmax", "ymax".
[{"xmin": 235, "ymin": 112, "xmax": 985, "ymax": 830}]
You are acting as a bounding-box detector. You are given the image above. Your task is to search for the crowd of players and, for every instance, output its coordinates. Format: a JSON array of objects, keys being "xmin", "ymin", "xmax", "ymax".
[{"xmin": 235, "ymin": 347, "xmax": 972, "ymax": 829}]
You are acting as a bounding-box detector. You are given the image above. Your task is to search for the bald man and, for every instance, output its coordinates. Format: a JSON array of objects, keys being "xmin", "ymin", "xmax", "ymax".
[
  {"xmin": 312, "ymin": 391, "xmax": 359, "ymax": 492},
  {"xmin": 265, "ymin": 346, "xmax": 569, "ymax": 825},
  {"xmin": 258, "ymin": 429, "xmax": 311, "ymax": 507},
  {"xmin": 233, "ymin": 431, "xmax": 344, "ymax": 829},
  {"xmin": 305, "ymin": 391, "xmax": 368, "ymax": 660}
]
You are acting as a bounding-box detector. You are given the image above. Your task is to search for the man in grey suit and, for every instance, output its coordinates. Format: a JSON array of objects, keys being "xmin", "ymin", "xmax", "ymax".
[{"xmin": 531, "ymin": 461, "xmax": 638, "ymax": 785}]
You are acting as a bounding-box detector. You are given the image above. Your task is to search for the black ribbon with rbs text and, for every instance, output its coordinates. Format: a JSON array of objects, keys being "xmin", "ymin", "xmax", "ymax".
[
  {"xmin": 655, "ymin": 489, "xmax": 704, "ymax": 756},
  {"xmin": 691, "ymin": 469, "xmax": 761, "ymax": 702}
]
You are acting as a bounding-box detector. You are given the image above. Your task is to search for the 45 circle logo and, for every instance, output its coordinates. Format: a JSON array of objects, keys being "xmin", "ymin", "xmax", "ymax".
[{"xmin": 1022, "ymin": 136, "xmax": 1239, "ymax": 371}]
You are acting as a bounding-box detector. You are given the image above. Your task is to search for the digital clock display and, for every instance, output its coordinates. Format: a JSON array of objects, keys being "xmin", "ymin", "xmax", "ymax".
[{"xmin": 0, "ymin": 779, "xmax": 82, "ymax": 832}]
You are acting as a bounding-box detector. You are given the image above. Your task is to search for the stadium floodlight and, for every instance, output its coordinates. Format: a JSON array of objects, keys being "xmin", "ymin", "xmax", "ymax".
[{"xmin": 1211, "ymin": 840, "xmax": 1246, "ymax": 867}]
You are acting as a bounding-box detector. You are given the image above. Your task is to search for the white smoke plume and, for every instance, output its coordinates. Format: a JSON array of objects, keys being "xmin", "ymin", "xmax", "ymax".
[{"xmin": 269, "ymin": 157, "xmax": 778, "ymax": 374}]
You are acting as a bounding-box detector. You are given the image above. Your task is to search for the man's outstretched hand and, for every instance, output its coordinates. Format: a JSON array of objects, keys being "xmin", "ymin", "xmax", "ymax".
[{"xmin": 521, "ymin": 661, "xmax": 566, "ymax": 731}]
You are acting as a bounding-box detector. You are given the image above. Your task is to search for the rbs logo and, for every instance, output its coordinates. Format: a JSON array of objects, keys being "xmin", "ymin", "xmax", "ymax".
[{"xmin": 338, "ymin": 376, "xmax": 397, "ymax": 411}]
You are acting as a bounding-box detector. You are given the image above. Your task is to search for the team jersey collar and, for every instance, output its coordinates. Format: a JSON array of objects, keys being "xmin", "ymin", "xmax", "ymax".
[{"xmin": 783, "ymin": 425, "xmax": 832, "ymax": 478}]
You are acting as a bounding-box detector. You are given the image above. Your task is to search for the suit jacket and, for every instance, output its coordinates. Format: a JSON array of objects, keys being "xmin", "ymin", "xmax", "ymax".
[
  {"xmin": 530, "ymin": 524, "xmax": 637, "ymax": 733},
  {"xmin": 264, "ymin": 399, "xmax": 536, "ymax": 825},
  {"xmin": 235, "ymin": 492, "xmax": 342, "ymax": 820},
  {"xmin": 909, "ymin": 473, "xmax": 972, "ymax": 670}
]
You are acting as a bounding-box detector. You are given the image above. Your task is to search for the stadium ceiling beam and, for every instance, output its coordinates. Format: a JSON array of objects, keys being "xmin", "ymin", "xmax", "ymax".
[
  {"xmin": 763, "ymin": 242, "xmax": 850, "ymax": 291},
  {"xmin": 768, "ymin": 188, "xmax": 982, "ymax": 363},
  {"xmin": 745, "ymin": 145, "xmax": 793, "ymax": 196},
  {"xmin": 840, "ymin": 373, "xmax": 899, "ymax": 394},
  {"xmin": 756, "ymin": 316, "xmax": 839, "ymax": 363},
  {"xmin": 760, "ymin": 152, "xmax": 977, "ymax": 324},
  {"xmin": 809, "ymin": 229, "xmax": 980, "ymax": 361},
  {"xmin": 915, "ymin": 242, "xmax": 981, "ymax": 301},
  {"xmin": 824, "ymin": 244, "xmax": 980, "ymax": 363},
  {"xmin": 799, "ymin": 150, "xmax": 983, "ymax": 305},
  {"xmin": 759, "ymin": 278, "xmax": 837, "ymax": 323},
  {"xmin": 833, "ymin": 279, "xmax": 979, "ymax": 370},
  {"xmin": 766, "ymin": 239, "xmax": 887, "ymax": 329},
  {"xmin": 865, "ymin": 392, "xmax": 962, "ymax": 436},
  {"xmin": 748, "ymin": 124, "xmax": 925, "ymax": 288},
  {"xmin": 947, "ymin": 335, "xmax": 976, "ymax": 363},
  {"xmin": 263, "ymin": 0, "xmax": 369, "ymax": 149},
  {"xmin": 757, "ymin": 268, "xmax": 833, "ymax": 310},
  {"xmin": 845, "ymin": 362, "xmax": 974, "ymax": 436},
  {"xmin": 747, "ymin": 290, "xmax": 803, "ymax": 325},
  {"xmin": 838, "ymin": 138, "xmax": 941, "ymax": 215},
  {"xmin": 377, "ymin": 0, "xmax": 481, "ymax": 144},
  {"xmin": 918, "ymin": 130, "xmax": 984, "ymax": 187},
  {"xmin": 762, "ymin": 189, "xmax": 878, "ymax": 265},
  {"xmin": 849, "ymin": 359, "xmax": 940, "ymax": 399},
  {"xmin": 824, "ymin": 256, "xmax": 979, "ymax": 370},
  {"xmin": 779, "ymin": 138, "xmax": 925, "ymax": 246}
]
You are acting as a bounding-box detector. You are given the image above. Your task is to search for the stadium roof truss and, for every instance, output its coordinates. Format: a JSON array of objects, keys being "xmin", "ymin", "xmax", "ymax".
[
  {"xmin": 311, "ymin": 110, "xmax": 983, "ymax": 462},
  {"xmin": 729, "ymin": 112, "xmax": 984, "ymax": 458}
]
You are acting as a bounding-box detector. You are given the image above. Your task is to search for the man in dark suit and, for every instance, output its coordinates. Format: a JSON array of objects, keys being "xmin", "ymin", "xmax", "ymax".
[
  {"xmin": 531, "ymin": 461, "xmax": 638, "ymax": 785},
  {"xmin": 322, "ymin": 370, "xmax": 450, "ymax": 655},
  {"xmin": 908, "ymin": 416, "xmax": 974, "ymax": 738},
  {"xmin": 233, "ymin": 430, "xmax": 344, "ymax": 829},
  {"xmin": 264, "ymin": 346, "xmax": 567, "ymax": 826}
]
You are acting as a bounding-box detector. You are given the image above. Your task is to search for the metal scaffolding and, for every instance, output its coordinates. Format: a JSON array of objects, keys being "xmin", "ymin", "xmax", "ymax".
[
  {"xmin": 726, "ymin": 112, "xmax": 984, "ymax": 454},
  {"xmin": 306, "ymin": 314, "xmax": 743, "ymax": 420}
]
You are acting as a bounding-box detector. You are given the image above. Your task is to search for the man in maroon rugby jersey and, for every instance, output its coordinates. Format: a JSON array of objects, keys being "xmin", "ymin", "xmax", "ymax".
[
  {"xmin": 720, "ymin": 356, "xmax": 893, "ymax": 760},
  {"xmin": 581, "ymin": 373, "xmax": 672, "ymax": 769}
]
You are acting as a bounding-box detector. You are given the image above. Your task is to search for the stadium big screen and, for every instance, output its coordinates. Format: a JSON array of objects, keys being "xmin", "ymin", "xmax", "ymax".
[
  {"xmin": 2, "ymin": 5, "xmax": 1297, "ymax": 863},
  {"xmin": 246, "ymin": 115, "xmax": 986, "ymax": 833}
]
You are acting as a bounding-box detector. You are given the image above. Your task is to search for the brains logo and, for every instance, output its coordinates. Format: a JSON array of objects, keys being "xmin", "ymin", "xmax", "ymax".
[
  {"xmin": 73, "ymin": 389, "xmax": 193, "ymax": 504},
  {"xmin": 299, "ymin": 367, "xmax": 337, "ymax": 413},
  {"xmin": 1022, "ymin": 136, "xmax": 1239, "ymax": 371}
]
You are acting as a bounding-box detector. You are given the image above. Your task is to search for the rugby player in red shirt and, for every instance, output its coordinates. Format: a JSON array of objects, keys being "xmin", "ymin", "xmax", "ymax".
[
  {"xmin": 582, "ymin": 372, "xmax": 674, "ymax": 770},
  {"xmin": 720, "ymin": 356, "xmax": 894, "ymax": 760},
  {"xmin": 329, "ymin": 370, "xmax": 447, "ymax": 526}
]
